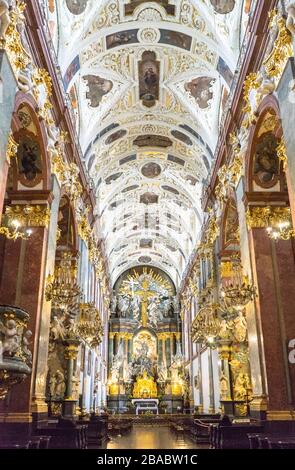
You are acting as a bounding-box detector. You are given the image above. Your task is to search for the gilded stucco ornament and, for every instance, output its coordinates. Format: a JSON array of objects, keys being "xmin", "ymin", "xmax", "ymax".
[
  {"xmin": 247, "ymin": 206, "xmax": 295, "ymax": 240},
  {"xmin": 6, "ymin": 132, "xmax": 18, "ymax": 162},
  {"xmin": 277, "ymin": 137, "xmax": 288, "ymax": 171},
  {"xmin": 0, "ymin": 1, "xmax": 29, "ymax": 72},
  {"xmin": 263, "ymin": 11, "xmax": 293, "ymax": 80},
  {"xmin": 4, "ymin": 204, "xmax": 50, "ymax": 228},
  {"xmin": 228, "ymin": 132, "xmax": 243, "ymax": 186},
  {"xmin": 242, "ymin": 72, "xmax": 260, "ymax": 129}
]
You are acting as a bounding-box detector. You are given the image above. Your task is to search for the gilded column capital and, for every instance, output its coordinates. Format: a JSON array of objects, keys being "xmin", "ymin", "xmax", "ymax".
[{"xmin": 64, "ymin": 344, "xmax": 79, "ymax": 361}]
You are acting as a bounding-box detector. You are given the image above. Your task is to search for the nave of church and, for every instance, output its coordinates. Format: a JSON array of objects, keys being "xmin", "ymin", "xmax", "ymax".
[{"xmin": 1, "ymin": 0, "xmax": 295, "ymax": 452}]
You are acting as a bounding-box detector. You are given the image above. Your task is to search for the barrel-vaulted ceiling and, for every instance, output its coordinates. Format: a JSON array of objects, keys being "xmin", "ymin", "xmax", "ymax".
[{"xmin": 46, "ymin": 0, "xmax": 250, "ymax": 287}]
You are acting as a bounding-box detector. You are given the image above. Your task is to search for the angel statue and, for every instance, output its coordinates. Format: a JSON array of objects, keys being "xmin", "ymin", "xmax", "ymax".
[
  {"xmin": 147, "ymin": 296, "xmax": 160, "ymax": 327},
  {"xmin": 117, "ymin": 295, "xmax": 129, "ymax": 318},
  {"xmin": 130, "ymin": 295, "xmax": 140, "ymax": 321},
  {"xmin": 0, "ymin": 1, "xmax": 10, "ymax": 41},
  {"xmin": 0, "ymin": 318, "xmax": 20, "ymax": 355},
  {"xmin": 50, "ymin": 315, "xmax": 66, "ymax": 341}
]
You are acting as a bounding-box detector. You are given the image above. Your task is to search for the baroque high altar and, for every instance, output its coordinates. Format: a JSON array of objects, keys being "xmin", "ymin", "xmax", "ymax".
[{"xmin": 107, "ymin": 267, "xmax": 188, "ymax": 412}]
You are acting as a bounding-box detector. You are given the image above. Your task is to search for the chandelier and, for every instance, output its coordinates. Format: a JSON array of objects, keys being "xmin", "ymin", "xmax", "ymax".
[
  {"xmin": 220, "ymin": 257, "xmax": 255, "ymax": 313},
  {"xmin": 76, "ymin": 302, "xmax": 103, "ymax": 347},
  {"xmin": 191, "ymin": 304, "xmax": 220, "ymax": 347},
  {"xmin": 0, "ymin": 207, "xmax": 33, "ymax": 241},
  {"xmin": 267, "ymin": 223, "xmax": 295, "ymax": 241},
  {"xmin": 45, "ymin": 251, "xmax": 82, "ymax": 312},
  {"xmin": 263, "ymin": 206, "xmax": 295, "ymax": 241}
]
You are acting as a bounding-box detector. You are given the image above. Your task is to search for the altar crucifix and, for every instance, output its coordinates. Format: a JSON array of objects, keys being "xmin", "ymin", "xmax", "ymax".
[{"xmin": 126, "ymin": 278, "xmax": 157, "ymax": 327}]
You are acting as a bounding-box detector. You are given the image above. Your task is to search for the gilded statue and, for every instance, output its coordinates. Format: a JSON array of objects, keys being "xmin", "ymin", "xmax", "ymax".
[
  {"xmin": 219, "ymin": 372, "xmax": 229, "ymax": 400},
  {"xmin": 219, "ymin": 319, "xmax": 233, "ymax": 341},
  {"xmin": 234, "ymin": 372, "xmax": 251, "ymax": 401}
]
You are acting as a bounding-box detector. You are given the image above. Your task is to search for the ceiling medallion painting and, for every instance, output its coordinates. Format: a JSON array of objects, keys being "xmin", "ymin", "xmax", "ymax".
[
  {"xmin": 139, "ymin": 51, "xmax": 160, "ymax": 108},
  {"xmin": 210, "ymin": 0, "xmax": 236, "ymax": 14},
  {"xmin": 133, "ymin": 135, "xmax": 173, "ymax": 148},
  {"xmin": 105, "ymin": 130, "xmax": 127, "ymax": 145},
  {"xmin": 185, "ymin": 77, "xmax": 216, "ymax": 109},
  {"xmin": 106, "ymin": 29, "xmax": 139, "ymax": 49},
  {"xmin": 159, "ymin": 29, "xmax": 192, "ymax": 51},
  {"xmin": 141, "ymin": 162, "xmax": 162, "ymax": 178},
  {"xmin": 66, "ymin": 0, "xmax": 88, "ymax": 15},
  {"xmin": 140, "ymin": 192, "xmax": 159, "ymax": 205},
  {"xmin": 171, "ymin": 130, "xmax": 193, "ymax": 146},
  {"xmin": 84, "ymin": 75, "xmax": 113, "ymax": 108}
]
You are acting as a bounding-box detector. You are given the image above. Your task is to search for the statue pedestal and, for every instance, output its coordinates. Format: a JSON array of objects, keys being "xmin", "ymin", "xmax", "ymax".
[
  {"xmin": 220, "ymin": 399, "xmax": 249, "ymax": 418},
  {"xmin": 62, "ymin": 399, "xmax": 77, "ymax": 419}
]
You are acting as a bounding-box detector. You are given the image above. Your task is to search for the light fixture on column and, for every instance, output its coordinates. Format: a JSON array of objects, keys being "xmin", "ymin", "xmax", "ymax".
[
  {"xmin": 76, "ymin": 302, "xmax": 103, "ymax": 347},
  {"xmin": 265, "ymin": 206, "xmax": 295, "ymax": 241},
  {"xmin": 191, "ymin": 303, "xmax": 220, "ymax": 347},
  {"xmin": 45, "ymin": 251, "xmax": 82, "ymax": 312},
  {"xmin": 220, "ymin": 256, "xmax": 256, "ymax": 313},
  {"xmin": 0, "ymin": 206, "xmax": 33, "ymax": 241}
]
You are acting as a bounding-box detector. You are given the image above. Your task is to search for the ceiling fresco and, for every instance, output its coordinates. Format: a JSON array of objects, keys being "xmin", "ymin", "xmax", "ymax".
[{"xmin": 46, "ymin": 0, "xmax": 251, "ymax": 286}]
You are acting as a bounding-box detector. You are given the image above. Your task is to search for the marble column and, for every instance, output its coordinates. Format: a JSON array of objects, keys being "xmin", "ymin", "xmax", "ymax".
[
  {"xmin": 128, "ymin": 338, "xmax": 132, "ymax": 363},
  {"xmin": 165, "ymin": 336, "xmax": 171, "ymax": 366},
  {"xmin": 235, "ymin": 178, "xmax": 268, "ymax": 418},
  {"xmin": 158, "ymin": 338, "xmax": 163, "ymax": 364},
  {"xmin": 108, "ymin": 334, "xmax": 114, "ymax": 368},
  {"xmin": 277, "ymin": 57, "xmax": 295, "ymax": 228},
  {"xmin": 0, "ymin": 50, "xmax": 17, "ymax": 216},
  {"xmin": 208, "ymin": 348, "xmax": 215, "ymax": 414},
  {"xmin": 31, "ymin": 177, "xmax": 61, "ymax": 421},
  {"xmin": 62, "ymin": 342, "xmax": 79, "ymax": 419},
  {"xmin": 245, "ymin": 213, "xmax": 295, "ymax": 418},
  {"xmin": 0, "ymin": 204, "xmax": 50, "ymax": 425},
  {"xmin": 170, "ymin": 334, "xmax": 174, "ymax": 359},
  {"xmin": 197, "ymin": 344, "xmax": 204, "ymax": 413}
]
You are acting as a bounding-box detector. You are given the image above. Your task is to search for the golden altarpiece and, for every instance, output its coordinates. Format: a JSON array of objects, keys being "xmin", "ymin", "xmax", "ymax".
[{"xmin": 107, "ymin": 267, "xmax": 187, "ymax": 413}]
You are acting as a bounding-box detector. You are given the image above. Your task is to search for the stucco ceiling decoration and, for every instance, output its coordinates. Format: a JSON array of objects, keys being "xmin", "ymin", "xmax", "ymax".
[{"xmin": 47, "ymin": 0, "xmax": 250, "ymax": 287}]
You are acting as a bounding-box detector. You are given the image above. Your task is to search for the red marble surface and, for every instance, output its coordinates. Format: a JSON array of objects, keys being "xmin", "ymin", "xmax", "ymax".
[
  {"xmin": 275, "ymin": 238, "xmax": 295, "ymax": 405},
  {"xmin": 0, "ymin": 227, "xmax": 48, "ymax": 414},
  {"xmin": 0, "ymin": 160, "xmax": 9, "ymax": 216},
  {"xmin": 252, "ymin": 228, "xmax": 291, "ymax": 411}
]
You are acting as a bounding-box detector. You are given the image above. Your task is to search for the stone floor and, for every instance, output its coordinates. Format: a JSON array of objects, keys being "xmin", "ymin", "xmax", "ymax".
[{"xmin": 106, "ymin": 424, "xmax": 208, "ymax": 449}]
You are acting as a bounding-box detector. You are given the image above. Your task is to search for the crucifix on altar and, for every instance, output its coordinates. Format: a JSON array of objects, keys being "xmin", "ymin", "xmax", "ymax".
[{"xmin": 125, "ymin": 278, "xmax": 156, "ymax": 327}]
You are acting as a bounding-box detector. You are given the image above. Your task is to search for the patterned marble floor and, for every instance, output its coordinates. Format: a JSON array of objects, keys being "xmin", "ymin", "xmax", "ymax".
[{"xmin": 106, "ymin": 424, "xmax": 208, "ymax": 449}]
